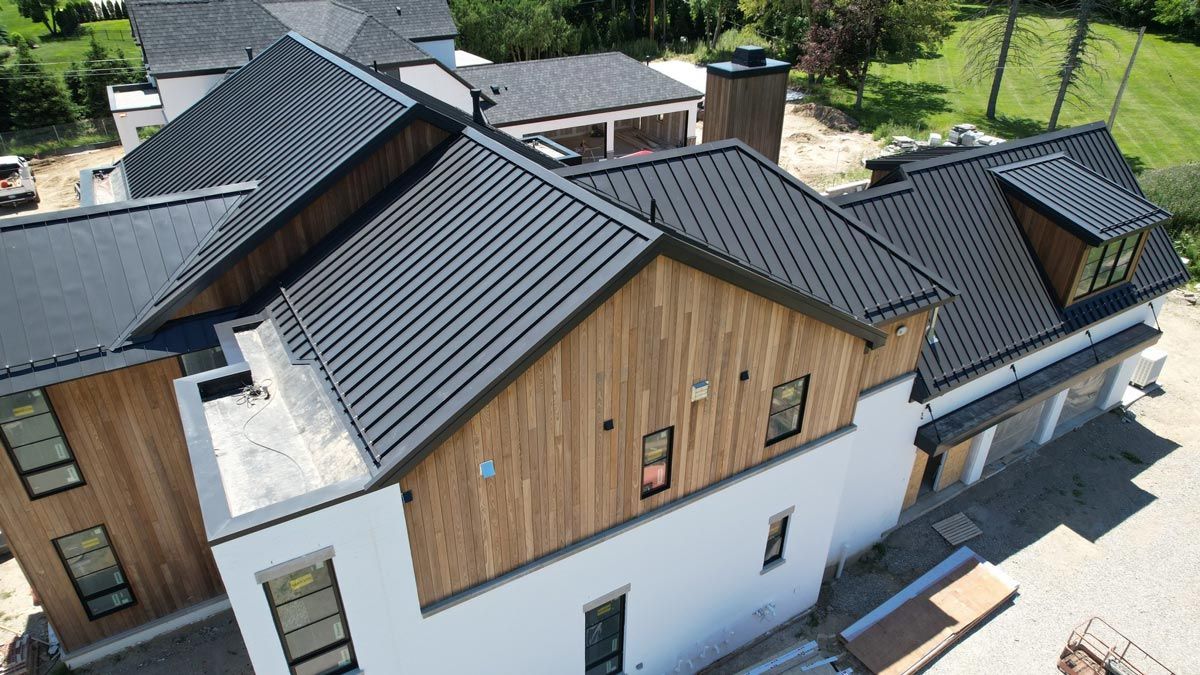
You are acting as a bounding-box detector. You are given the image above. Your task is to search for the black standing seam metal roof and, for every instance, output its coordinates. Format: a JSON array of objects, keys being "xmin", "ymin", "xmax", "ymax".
[
  {"xmin": 0, "ymin": 184, "xmax": 254, "ymax": 395},
  {"xmin": 257, "ymin": 129, "xmax": 661, "ymax": 482},
  {"xmin": 989, "ymin": 153, "xmax": 1171, "ymax": 245},
  {"xmin": 835, "ymin": 122, "xmax": 1187, "ymax": 402},
  {"xmin": 559, "ymin": 140, "xmax": 957, "ymax": 326},
  {"xmin": 457, "ymin": 53, "xmax": 703, "ymax": 126},
  {"xmin": 862, "ymin": 145, "xmax": 970, "ymax": 170},
  {"xmin": 111, "ymin": 32, "xmax": 422, "ymax": 348}
]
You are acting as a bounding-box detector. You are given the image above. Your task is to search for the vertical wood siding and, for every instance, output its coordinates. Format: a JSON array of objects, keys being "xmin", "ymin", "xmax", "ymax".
[
  {"xmin": 0, "ymin": 358, "xmax": 221, "ymax": 651},
  {"xmin": 1008, "ymin": 196, "xmax": 1089, "ymax": 306},
  {"xmin": 703, "ymin": 71, "xmax": 788, "ymax": 162},
  {"xmin": 400, "ymin": 256, "xmax": 868, "ymax": 606},
  {"xmin": 859, "ymin": 311, "xmax": 930, "ymax": 392}
]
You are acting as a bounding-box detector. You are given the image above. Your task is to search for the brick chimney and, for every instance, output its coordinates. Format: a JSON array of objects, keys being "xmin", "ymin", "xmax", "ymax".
[{"xmin": 704, "ymin": 46, "xmax": 791, "ymax": 162}]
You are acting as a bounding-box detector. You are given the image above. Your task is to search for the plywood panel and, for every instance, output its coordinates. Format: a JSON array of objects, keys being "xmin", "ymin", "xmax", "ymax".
[
  {"xmin": 175, "ymin": 120, "xmax": 450, "ymax": 317},
  {"xmin": 935, "ymin": 438, "xmax": 972, "ymax": 491},
  {"xmin": 704, "ymin": 71, "xmax": 788, "ymax": 161},
  {"xmin": 0, "ymin": 358, "xmax": 222, "ymax": 651},
  {"xmin": 902, "ymin": 450, "xmax": 928, "ymax": 510},
  {"xmin": 860, "ymin": 312, "xmax": 930, "ymax": 392},
  {"xmin": 401, "ymin": 256, "xmax": 868, "ymax": 605}
]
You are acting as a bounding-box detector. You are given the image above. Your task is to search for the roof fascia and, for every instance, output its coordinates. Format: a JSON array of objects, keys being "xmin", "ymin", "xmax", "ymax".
[{"xmin": 488, "ymin": 94, "xmax": 702, "ymax": 127}]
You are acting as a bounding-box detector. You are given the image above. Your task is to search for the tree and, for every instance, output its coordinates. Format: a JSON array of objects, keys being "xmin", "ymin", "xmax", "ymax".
[
  {"xmin": 65, "ymin": 37, "xmax": 142, "ymax": 119},
  {"xmin": 450, "ymin": 0, "xmax": 578, "ymax": 62},
  {"xmin": 959, "ymin": 0, "xmax": 1045, "ymax": 120},
  {"xmin": 1154, "ymin": 0, "xmax": 1200, "ymax": 38},
  {"xmin": 1046, "ymin": 0, "xmax": 1113, "ymax": 130},
  {"xmin": 740, "ymin": 0, "xmax": 810, "ymax": 62},
  {"xmin": 7, "ymin": 44, "xmax": 77, "ymax": 129},
  {"xmin": 689, "ymin": 0, "xmax": 737, "ymax": 47},
  {"xmin": 15, "ymin": 0, "xmax": 67, "ymax": 36}
]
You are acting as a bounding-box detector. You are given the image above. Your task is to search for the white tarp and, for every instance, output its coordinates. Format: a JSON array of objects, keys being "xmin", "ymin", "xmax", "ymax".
[
  {"xmin": 1058, "ymin": 370, "xmax": 1108, "ymax": 429},
  {"xmin": 987, "ymin": 399, "xmax": 1046, "ymax": 465}
]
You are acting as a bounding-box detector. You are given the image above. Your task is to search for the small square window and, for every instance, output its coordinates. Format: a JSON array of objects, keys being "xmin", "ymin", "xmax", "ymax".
[
  {"xmin": 641, "ymin": 427, "xmax": 672, "ymax": 499},
  {"xmin": 766, "ymin": 376, "xmax": 810, "ymax": 446},
  {"xmin": 763, "ymin": 515, "xmax": 789, "ymax": 568}
]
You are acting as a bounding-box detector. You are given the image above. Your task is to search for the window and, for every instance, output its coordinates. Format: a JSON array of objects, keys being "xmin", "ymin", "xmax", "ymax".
[
  {"xmin": 53, "ymin": 525, "xmax": 135, "ymax": 619},
  {"xmin": 0, "ymin": 389, "xmax": 84, "ymax": 498},
  {"xmin": 1073, "ymin": 233, "xmax": 1141, "ymax": 300},
  {"xmin": 584, "ymin": 594, "xmax": 625, "ymax": 675},
  {"xmin": 264, "ymin": 560, "xmax": 356, "ymax": 675},
  {"xmin": 641, "ymin": 427, "xmax": 672, "ymax": 498},
  {"xmin": 179, "ymin": 346, "xmax": 228, "ymax": 376},
  {"xmin": 763, "ymin": 513, "xmax": 790, "ymax": 569},
  {"xmin": 765, "ymin": 376, "xmax": 810, "ymax": 446}
]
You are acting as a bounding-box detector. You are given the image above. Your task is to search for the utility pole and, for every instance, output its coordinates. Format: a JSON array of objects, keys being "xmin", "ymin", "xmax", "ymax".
[{"xmin": 1108, "ymin": 26, "xmax": 1145, "ymax": 129}]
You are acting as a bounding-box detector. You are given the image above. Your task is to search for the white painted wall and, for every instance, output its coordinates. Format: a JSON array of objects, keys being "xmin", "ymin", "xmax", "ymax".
[
  {"xmin": 498, "ymin": 99, "xmax": 701, "ymax": 155},
  {"xmin": 113, "ymin": 106, "xmax": 167, "ymax": 152},
  {"xmin": 394, "ymin": 62, "xmax": 474, "ymax": 113},
  {"xmin": 827, "ymin": 375, "xmax": 924, "ymax": 566},
  {"xmin": 213, "ymin": 428, "xmax": 856, "ymax": 675},
  {"xmin": 157, "ymin": 73, "xmax": 227, "ymax": 120},
  {"xmin": 413, "ymin": 38, "xmax": 455, "ymax": 68}
]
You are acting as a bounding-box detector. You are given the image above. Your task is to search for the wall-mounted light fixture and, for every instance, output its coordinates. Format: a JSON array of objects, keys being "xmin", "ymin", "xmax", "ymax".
[
  {"xmin": 896, "ymin": 324, "xmax": 908, "ymax": 336},
  {"xmin": 739, "ymin": 370, "xmax": 750, "ymax": 381},
  {"xmin": 603, "ymin": 419, "xmax": 614, "ymax": 431}
]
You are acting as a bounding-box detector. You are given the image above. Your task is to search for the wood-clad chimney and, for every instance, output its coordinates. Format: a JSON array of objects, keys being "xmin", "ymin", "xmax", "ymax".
[{"xmin": 703, "ymin": 46, "xmax": 791, "ymax": 163}]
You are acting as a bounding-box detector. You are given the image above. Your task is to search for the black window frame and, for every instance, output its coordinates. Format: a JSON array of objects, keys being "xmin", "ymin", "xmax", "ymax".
[
  {"xmin": 263, "ymin": 558, "xmax": 357, "ymax": 675},
  {"xmin": 1073, "ymin": 233, "xmax": 1142, "ymax": 300},
  {"xmin": 765, "ymin": 375, "xmax": 810, "ymax": 446},
  {"xmin": 53, "ymin": 524, "xmax": 137, "ymax": 620},
  {"xmin": 763, "ymin": 515, "xmax": 789, "ymax": 568},
  {"xmin": 640, "ymin": 426, "xmax": 673, "ymax": 499},
  {"xmin": 584, "ymin": 593, "xmax": 626, "ymax": 675},
  {"xmin": 178, "ymin": 345, "xmax": 229, "ymax": 377},
  {"xmin": 0, "ymin": 388, "xmax": 86, "ymax": 500}
]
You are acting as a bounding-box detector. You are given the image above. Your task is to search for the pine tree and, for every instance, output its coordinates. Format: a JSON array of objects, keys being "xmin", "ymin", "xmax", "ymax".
[
  {"xmin": 8, "ymin": 44, "xmax": 78, "ymax": 129},
  {"xmin": 959, "ymin": 0, "xmax": 1045, "ymax": 120},
  {"xmin": 1047, "ymin": 0, "xmax": 1113, "ymax": 130}
]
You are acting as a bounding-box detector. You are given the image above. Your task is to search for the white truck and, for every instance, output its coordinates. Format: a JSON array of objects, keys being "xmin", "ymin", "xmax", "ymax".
[{"xmin": 0, "ymin": 155, "xmax": 39, "ymax": 207}]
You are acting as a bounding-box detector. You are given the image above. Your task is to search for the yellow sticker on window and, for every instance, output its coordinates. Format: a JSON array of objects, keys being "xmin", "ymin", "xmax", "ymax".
[
  {"xmin": 81, "ymin": 537, "xmax": 101, "ymax": 550},
  {"xmin": 289, "ymin": 573, "xmax": 314, "ymax": 591},
  {"xmin": 12, "ymin": 405, "xmax": 34, "ymax": 417}
]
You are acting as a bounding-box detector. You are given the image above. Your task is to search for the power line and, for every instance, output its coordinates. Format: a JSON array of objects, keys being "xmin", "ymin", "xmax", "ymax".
[{"xmin": 7, "ymin": 57, "xmax": 142, "ymax": 67}]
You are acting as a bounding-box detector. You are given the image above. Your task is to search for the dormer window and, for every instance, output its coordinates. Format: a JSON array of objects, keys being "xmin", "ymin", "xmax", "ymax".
[{"xmin": 990, "ymin": 154, "xmax": 1169, "ymax": 307}]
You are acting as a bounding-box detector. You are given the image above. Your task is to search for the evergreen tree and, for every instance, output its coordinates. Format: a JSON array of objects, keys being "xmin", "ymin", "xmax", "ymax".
[
  {"xmin": 65, "ymin": 38, "xmax": 142, "ymax": 119},
  {"xmin": 8, "ymin": 44, "xmax": 78, "ymax": 129},
  {"xmin": 1047, "ymin": 0, "xmax": 1113, "ymax": 130}
]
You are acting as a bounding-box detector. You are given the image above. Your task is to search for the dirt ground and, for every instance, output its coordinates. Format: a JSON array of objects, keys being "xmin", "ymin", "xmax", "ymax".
[
  {"xmin": 706, "ymin": 293, "xmax": 1200, "ymax": 674},
  {"xmin": 0, "ymin": 146, "xmax": 125, "ymax": 219},
  {"xmin": 75, "ymin": 611, "xmax": 251, "ymax": 675}
]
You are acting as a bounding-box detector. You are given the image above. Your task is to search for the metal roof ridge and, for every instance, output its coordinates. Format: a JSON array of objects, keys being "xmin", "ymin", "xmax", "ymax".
[
  {"xmin": 895, "ymin": 121, "xmax": 1111, "ymax": 175},
  {"xmin": 0, "ymin": 181, "xmax": 259, "ymax": 231},
  {"xmin": 282, "ymin": 32, "xmax": 422, "ymax": 106}
]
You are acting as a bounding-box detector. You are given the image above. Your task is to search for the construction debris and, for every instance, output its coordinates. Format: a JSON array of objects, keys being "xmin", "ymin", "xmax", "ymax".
[{"xmin": 932, "ymin": 512, "xmax": 983, "ymax": 545}]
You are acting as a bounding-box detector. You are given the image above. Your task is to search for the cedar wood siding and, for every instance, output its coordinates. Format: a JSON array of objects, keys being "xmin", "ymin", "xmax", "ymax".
[
  {"xmin": 0, "ymin": 358, "xmax": 221, "ymax": 651},
  {"xmin": 173, "ymin": 119, "xmax": 451, "ymax": 318},
  {"xmin": 1007, "ymin": 195, "xmax": 1090, "ymax": 306},
  {"xmin": 703, "ymin": 70, "xmax": 788, "ymax": 162},
  {"xmin": 859, "ymin": 312, "xmax": 930, "ymax": 392},
  {"xmin": 401, "ymin": 256, "xmax": 880, "ymax": 607}
]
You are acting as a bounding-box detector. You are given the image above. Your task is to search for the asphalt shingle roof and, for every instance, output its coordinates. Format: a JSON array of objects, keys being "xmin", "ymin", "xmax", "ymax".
[
  {"xmin": 989, "ymin": 153, "xmax": 1171, "ymax": 245},
  {"xmin": 560, "ymin": 141, "xmax": 956, "ymax": 325},
  {"xmin": 836, "ymin": 122, "xmax": 1187, "ymax": 401},
  {"xmin": 458, "ymin": 52, "xmax": 703, "ymax": 125}
]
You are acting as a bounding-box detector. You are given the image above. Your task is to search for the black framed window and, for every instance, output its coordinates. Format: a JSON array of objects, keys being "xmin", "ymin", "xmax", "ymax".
[
  {"xmin": 53, "ymin": 525, "xmax": 136, "ymax": 619},
  {"xmin": 179, "ymin": 346, "xmax": 228, "ymax": 376},
  {"xmin": 264, "ymin": 560, "xmax": 356, "ymax": 675},
  {"xmin": 0, "ymin": 389, "xmax": 84, "ymax": 498},
  {"xmin": 766, "ymin": 376, "xmax": 810, "ymax": 446},
  {"xmin": 763, "ymin": 515, "xmax": 789, "ymax": 568},
  {"xmin": 584, "ymin": 594, "xmax": 625, "ymax": 675},
  {"xmin": 641, "ymin": 427, "xmax": 673, "ymax": 498},
  {"xmin": 1073, "ymin": 233, "xmax": 1141, "ymax": 300}
]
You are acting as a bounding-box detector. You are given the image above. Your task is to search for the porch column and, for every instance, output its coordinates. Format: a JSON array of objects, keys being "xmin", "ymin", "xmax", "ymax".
[
  {"xmin": 686, "ymin": 104, "xmax": 699, "ymax": 146},
  {"xmin": 1097, "ymin": 354, "xmax": 1139, "ymax": 410},
  {"xmin": 1034, "ymin": 389, "xmax": 1069, "ymax": 445},
  {"xmin": 961, "ymin": 426, "xmax": 996, "ymax": 486},
  {"xmin": 605, "ymin": 121, "xmax": 615, "ymax": 158}
]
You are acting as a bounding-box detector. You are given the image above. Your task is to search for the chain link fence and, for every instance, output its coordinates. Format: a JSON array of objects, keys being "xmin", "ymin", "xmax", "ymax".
[{"xmin": 0, "ymin": 117, "xmax": 119, "ymax": 156}]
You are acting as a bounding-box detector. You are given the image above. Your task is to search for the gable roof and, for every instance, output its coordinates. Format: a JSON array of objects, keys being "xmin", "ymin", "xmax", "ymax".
[
  {"xmin": 259, "ymin": 129, "xmax": 661, "ymax": 481},
  {"xmin": 836, "ymin": 122, "xmax": 1187, "ymax": 401},
  {"xmin": 129, "ymin": 0, "xmax": 434, "ymax": 76},
  {"xmin": 458, "ymin": 52, "xmax": 703, "ymax": 126},
  {"xmin": 989, "ymin": 153, "xmax": 1171, "ymax": 245},
  {"xmin": 112, "ymin": 32, "xmax": 422, "ymax": 346},
  {"xmin": 0, "ymin": 184, "xmax": 254, "ymax": 395},
  {"xmin": 559, "ymin": 141, "xmax": 956, "ymax": 326}
]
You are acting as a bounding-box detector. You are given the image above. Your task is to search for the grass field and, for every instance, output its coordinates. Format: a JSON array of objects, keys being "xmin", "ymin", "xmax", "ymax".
[
  {"xmin": 0, "ymin": 0, "xmax": 138, "ymax": 75},
  {"xmin": 805, "ymin": 11, "xmax": 1200, "ymax": 170}
]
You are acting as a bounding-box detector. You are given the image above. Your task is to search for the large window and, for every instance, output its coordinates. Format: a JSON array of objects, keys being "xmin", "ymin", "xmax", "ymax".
[
  {"xmin": 179, "ymin": 346, "xmax": 228, "ymax": 376},
  {"xmin": 264, "ymin": 559, "xmax": 356, "ymax": 675},
  {"xmin": 1073, "ymin": 233, "xmax": 1141, "ymax": 300},
  {"xmin": 766, "ymin": 376, "xmax": 810, "ymax": 446},
  {"xmin": 584, "ymin": 593, "xmax": 625, "ymax": 675},
  {"xmin": 53, "ymin": 525, "xmax": 135, "ymax": 619},
  {"xmin": 0, "ymin": 389, "xmax": 84, "ymax": 498},
  {"xmin": 641, "ymin": 427, "xmax": 673, "ymax": 498}
]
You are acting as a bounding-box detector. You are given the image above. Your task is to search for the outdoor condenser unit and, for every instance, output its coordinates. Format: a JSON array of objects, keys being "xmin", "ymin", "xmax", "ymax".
[{"xmin": 1129, "ymin": 347, "xmax": 1167, "ymax": 389}]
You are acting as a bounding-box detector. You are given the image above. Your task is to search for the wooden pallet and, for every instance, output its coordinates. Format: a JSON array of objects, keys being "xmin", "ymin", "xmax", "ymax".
[{"xmin": 932, "ymin": 513, "xmax": 982, "ymax": 545}]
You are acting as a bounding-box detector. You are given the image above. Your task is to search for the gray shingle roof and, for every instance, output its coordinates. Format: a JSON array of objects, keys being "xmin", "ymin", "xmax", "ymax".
[
  {"xmin": 261, "ymin": 129, "xmax": 660, "ymax": 479},
  {"xmin": 0, "ymin": 184, "xmax": 253, "ymax": 394},
  {"xmin": 836, "ymin": 122, "xmax": 1187, "ymax": 401},
  {"xmin": 989, "ymin": 153, "xmax": 1171, "ymax": 245},
  {"xmin": 129, "ymin": 0, "xmax": 434, "ymax": 76},
  {"xmin": 459, "ymin": 52, "xmax": 703, "ymax": 126},
  {"xmin": 560, "ymin": 141, "xmax": 956, "ymax": 325}
]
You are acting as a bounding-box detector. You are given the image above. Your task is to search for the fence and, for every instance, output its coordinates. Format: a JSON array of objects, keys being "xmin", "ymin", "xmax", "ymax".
[{"xmin": 0, "ymin": 117, "xmax": 119, "ymax": 155}]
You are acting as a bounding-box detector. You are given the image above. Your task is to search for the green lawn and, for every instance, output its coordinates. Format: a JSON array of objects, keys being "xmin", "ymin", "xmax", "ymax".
[
  {"xmin": 804, "ymin": 13, "xmax": 1200, "ymax": 170},
  {"xmin": 0, "ymin": 0, "xmax": 138, "ymax": 75}
]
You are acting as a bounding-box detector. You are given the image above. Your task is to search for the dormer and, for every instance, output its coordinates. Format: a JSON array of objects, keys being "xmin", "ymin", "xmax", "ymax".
[{"xmin": 990, "ymin": 154, "xmax": 1171, "ymax": 306}]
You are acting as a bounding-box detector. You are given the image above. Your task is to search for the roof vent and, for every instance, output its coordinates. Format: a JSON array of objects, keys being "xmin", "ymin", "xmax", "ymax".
[
  {"xmin": 244, "ymin": 46, "xmax": 253, "ymax": 61},
  {"xmin": 732, "ymin": 46, "xmax": 766, "ymax": 68},
  {"xmin": 490, "ymin": 85, "xmax": 500, "ymax": 95},
  {"xmin": 470, "ymin": 88, "xmax": 486, "ymax": 125},
  {"xmin": 395, "ymin": 5, "xmax": 401, "ymax": 15}
]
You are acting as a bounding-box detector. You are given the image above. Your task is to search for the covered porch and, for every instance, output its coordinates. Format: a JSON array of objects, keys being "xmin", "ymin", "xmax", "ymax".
[{"xmin": 506, "ymin": 105, "xmax": 697, "ymax": 164}]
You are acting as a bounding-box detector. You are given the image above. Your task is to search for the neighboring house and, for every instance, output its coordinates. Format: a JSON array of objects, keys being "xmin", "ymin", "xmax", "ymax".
[
  {"xmin": 5, "ymin": 32, "xmax": 1183, "ymax": 675},
  {"xmin": 460, "ymin": 52, "xmax": 703, "ymax": 161}
]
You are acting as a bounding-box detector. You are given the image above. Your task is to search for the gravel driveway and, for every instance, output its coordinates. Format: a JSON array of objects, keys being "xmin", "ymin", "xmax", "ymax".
[{"xmin": 708, "ymin": 295, "xmax": 1200, "ymax": 674}]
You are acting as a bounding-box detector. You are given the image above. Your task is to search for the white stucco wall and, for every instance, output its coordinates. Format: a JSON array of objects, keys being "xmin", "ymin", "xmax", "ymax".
[
  {"xmin": 157, "ymin": 73, "xmax": 227, "ymax": 120},
  {"xmin": 113, "ymin": 106, "xmax": 167, "ymax": 152},
  {"xmin": 394, "ymin": 62, "xmax": 474, "ymax": 113},
  {"xmin": 213, "ymin": 428, "xmax": 856, "ymax": 675},
  {"xmin": 413, "ymin": 38, "xmax": 455, "ymax": 68},
  {"xmin": 497, "ymin": 99, "xmax": 700, "ymax": 155}
]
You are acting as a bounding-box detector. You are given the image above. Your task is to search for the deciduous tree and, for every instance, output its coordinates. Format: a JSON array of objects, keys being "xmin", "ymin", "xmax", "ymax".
[
  {"xmin": 959, "ymin": 0, "xmax": 1046, "ymax": 120},
  {"xmin": 1046, "ymin": 0, "xmax": 1114, "ymax": 130}
]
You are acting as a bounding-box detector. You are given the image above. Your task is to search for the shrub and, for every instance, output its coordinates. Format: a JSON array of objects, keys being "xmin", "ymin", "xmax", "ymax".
[
  {"xmin": 1142, "ymin": 163, "xmax": 1200, "ymax": 279},
  {"xmin": 611, "ymin": 37, "xmax": 661, "ymax": 62}
]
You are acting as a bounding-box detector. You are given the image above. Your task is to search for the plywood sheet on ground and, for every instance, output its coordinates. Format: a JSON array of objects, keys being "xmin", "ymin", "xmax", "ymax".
[{"xmin": 846, "ymin": 559, "xmax": 1017, "ymax": 675}]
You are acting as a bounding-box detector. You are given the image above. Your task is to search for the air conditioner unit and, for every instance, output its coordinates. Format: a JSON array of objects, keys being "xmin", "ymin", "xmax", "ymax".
[{"xmin": 1130, "ymin": 347, "xmax": 1167, "ymax": 389}]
